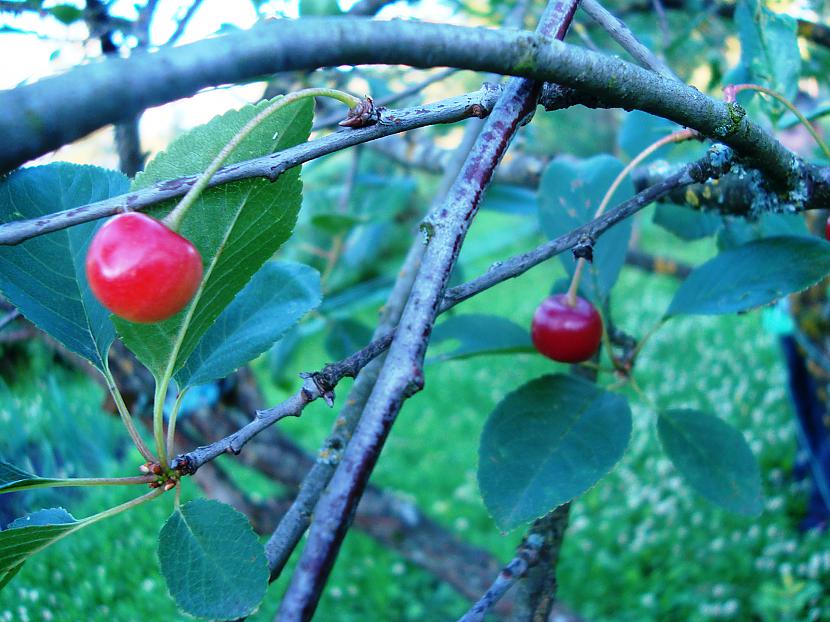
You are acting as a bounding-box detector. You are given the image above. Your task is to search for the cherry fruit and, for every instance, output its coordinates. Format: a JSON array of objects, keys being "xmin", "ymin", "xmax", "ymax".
[
  {"xmin": 825, "ymin": 215, "xmax": 830, "ymax": 241},
  {"xmin": 531, "ymin": 294, "xmax": 603, "ymax": 363},
  {"xmin": 86, "ymin": 212, "xmax": 203, "ymax": 323}
]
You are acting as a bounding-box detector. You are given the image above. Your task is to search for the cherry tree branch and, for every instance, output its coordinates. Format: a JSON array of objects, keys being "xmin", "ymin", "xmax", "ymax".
[
  {"xmin": 172, "ymin": 146, "xmax": 732, "ymax": 476},
  {"xmin": 0, "ymin": 17, "xmax": 797, "ymax": 181},
  {"xmin": 273, "ymin": 5, "xmax": 582, "ymax": 618},
  {"xmin": 457, "ymin": 533, "xmax": 546, "ymax": 622}
]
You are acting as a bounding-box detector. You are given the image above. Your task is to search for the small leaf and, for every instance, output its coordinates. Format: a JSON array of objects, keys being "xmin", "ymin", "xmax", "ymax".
[
  {"xmin": 116, "ymin": 96, "xmax": 313, "ymax": 381},
  {"xmin": 657, "ymin": 409, "xmax": 762, "ymax": 516},
  {"xmin": 653, "ymin": 204, "xmax": 722, "ymax": 241},
  {"xmin": 431, "ymin": 314, "xmax": 533, "ymax": 362},
  {"xmin": 1, "ymin": 507, "xmax": 80, "ymax": 592},
  {"xmin": 324, "ymin": 318, "xmax": 373, "ymax": 361},
  {"xmin": 0, "ymin": 460, "xmax": 64, "ymax": 495},
  {"xmin": 0, "ymin": 164, "xmax": 127, "ymax": 371},
  {"xmin": 538, "ymin": 155, "xmax": 634, "ymax": 300},
  {"xmin": 478, "ymin": 374, "xmax": 632, "ymax": 531},
  {"xmin": 174, "ymin": 261, "xmax": 321, "ymax": 388},
  {"xmin": 666, "ymin": 236, "xmax": 830, "ymax": 317},
  {"xmin": 735, "ymin": 0, "xmax": 801, "ymax": 111},
  {"xmin": 158, "ymin": 499, "xmax": 268, "ymax": 619}
]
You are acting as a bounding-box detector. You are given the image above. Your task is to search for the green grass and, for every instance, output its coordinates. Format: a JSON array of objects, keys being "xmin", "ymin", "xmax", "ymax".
[{"xmin": 2, "ymin": 207, "xmax": 830, "ymax": 621}]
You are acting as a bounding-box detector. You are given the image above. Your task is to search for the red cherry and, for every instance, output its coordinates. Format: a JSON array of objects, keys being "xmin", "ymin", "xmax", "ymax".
[
  {"xmin": 531, "ymin": 294, "xmax": 603, "ymax": 363},
  {"xmin": 825, "ymin": 215, "xmax": 830, "ymax": 241},
  {"xmin": 86, "ymin": 212, "xmax": 203, "ymax": 323}
]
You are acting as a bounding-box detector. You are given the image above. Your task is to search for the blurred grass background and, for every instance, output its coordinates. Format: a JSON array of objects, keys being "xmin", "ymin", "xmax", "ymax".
[{"xmin": 2, "ymin": 206, "xmax": 830, "ymax": 622}]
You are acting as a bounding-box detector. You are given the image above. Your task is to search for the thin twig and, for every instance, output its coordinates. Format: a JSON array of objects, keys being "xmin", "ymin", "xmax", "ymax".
[
  {"xmin": 164, "ymin": 0, "xmax": 204, "ymax": 46},
  {"xmin": 581, "ymin": 0, "xmax": 678, "ymax": 80},
  {"xmin": 457, "ymin": 534, "xmax": 545, "ymax": 622}
]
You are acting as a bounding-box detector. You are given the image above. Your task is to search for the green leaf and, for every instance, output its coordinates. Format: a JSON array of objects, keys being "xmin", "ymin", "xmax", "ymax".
[
  {"xmin": 158, "ymin": 499, "xmax": 268, "ymax": 619},
  {"xmin": 653, "ymin": 203, "xmax": 722, "ymax": 241},
  {"xmin": 478, "ymin": 374, "xmax": 632, "ymax": 531},
  {"xmin": 666, "ymin": 236, "xmax": 830, "ymax": 317},
  {"xmin": 657, "ymin": 409, "xmax": 762, "ymax": 516},
  {"xmin": 49, "ymin": 4, "xmax": 83, "ymax": 24},
  {"xmin": 618, "ymin": 111, "xmax": 680, "ymax": 163},
  {"xmin": 717, "ymin": 212, "xmax": 809, "ymax": 250},
  {"xmin": 174, "ymin": 261, "xmax": 321, "ymax": 388},
  {"xmin": 0, "ymin": 164, "xmax": 127, "ymax": 371},
  {"xmin": 735, "ymin": 0, "xmax": 801, "ymax": 109},
  {"xmin": 430, "ymin": 314, "xmax": 533, "ymax": 362},
  {"xmin": 0, "ymin": 460, "xmax": 63, "ymax": 494},
  {"xmin": 538, "ymin": 155, "xmax": 634, "ymax": 300},
  {"xmin": 1, "ymin": 508, "xmax": 80, "ymax": 592},
  {"xmin": 116, "ymin": 96, "xmax": 313, "ymax": 381},
  {"xmin": 324, "ymin": 318, "xmax": 373, "ymax": 361},
  {"xmin": 310, "ymin": 212, "xmax": 366, "ymax": 235}
]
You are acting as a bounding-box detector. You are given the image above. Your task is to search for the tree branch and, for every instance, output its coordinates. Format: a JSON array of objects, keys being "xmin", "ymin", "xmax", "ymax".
[
  {"xmin": 0, "ymin": 17, "xmax": 796, "ymax": 181},
  {"xmin": 273, "ymin": 4, "xmax": 582, "ymax": 619}
]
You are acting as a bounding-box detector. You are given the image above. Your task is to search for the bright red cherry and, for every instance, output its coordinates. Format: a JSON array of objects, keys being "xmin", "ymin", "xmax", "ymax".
[
  {"xmin": 531, "ymin": 294, "xmax": 603, "ymax": 363},
  {"xmin": 86, "ymin": 212, "xmax": 203, "ymax": 323}
]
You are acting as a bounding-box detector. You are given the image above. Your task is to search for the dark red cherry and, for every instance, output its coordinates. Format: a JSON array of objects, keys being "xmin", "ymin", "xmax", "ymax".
[{"xmin": 531, "ymin": 294, "xmax": 603, "ymax": 363}]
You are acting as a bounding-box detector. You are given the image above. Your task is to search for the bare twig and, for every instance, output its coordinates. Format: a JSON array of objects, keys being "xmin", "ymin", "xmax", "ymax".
[
  {"xmin": 581, "ymin": 0, "xmax": 678, "ymax": 80},
  {"xmin": 457, "ymin": 533, "xmax": 545, "ymax": 622},
  {"xmin": 164, "ymin": 0, "xmax": 204, "ymax": 46}
]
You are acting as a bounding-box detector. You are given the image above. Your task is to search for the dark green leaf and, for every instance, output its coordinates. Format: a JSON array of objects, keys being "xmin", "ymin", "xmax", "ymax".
[
  {"xmin": 1, "ymin": 508, "xmax": 80, "ymax": 592},
  {"xmin": 653, "ymin": 203, "xmax": 722, "ymax": 240},
  {"xmin": 49, "ymin": 4, "xmax": 83, "ymax": 24},
  {"xmin": 735, "ymin": 0, "xmax": 800, "ymax": 109},
  {"xmin": 666, "ymin": 236, "xmax": 830, "ymax": 317},
  {"xmin": 0, "ymin": 460, "xmax": 63, "ymax": 495},
  {"xmin": 431, "ymin": 314, "xmax": 533, "ymax": 362},
  {"xmin": 325, "ymin": 318, "xmax": 373, "ymax": 361},
  {"xmin": 717, "ymin": 213, "xmax": 809, "ymax": 250},
  {"xmin": 657, "ymin": 409, "xmax": 762, "ymax": 516},
  {"xmin": 478, "ymin": 374, "xmax": 632, "ymax": 530},
  {"xmin": 158, "ymin": 499, "xmax": 268, "ymax": 619},
  {"xmin": 174, "ymin": 261, "xmax": 321, "ymax": 388},
  {"xmin": 0, "ymin": 164, "xmax": 127, "ymax": 371},
  {"xmin": 538, "ymin": 155, "xmax": 634, "ymax": 300},
  {"xmin": 116, "ymin": 97, "xmax": 313, "ymax": 381}
]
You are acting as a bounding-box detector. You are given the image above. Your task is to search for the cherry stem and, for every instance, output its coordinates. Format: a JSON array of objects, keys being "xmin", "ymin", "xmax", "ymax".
[
  {"xmin": 4, "ymin": 474, "xmax": 156, "ymax": 493},
  {"xmin": 725, "ymin": 83, "xmax": 830, "ymax": 162},
  {"xmin": 153, "ymin": 381, "xmax": 169, "ymax": 468},
  {"xmin": 103, "ymin": 365, "xmax": 157, "ymax": 463},
  {"xmin": 162, "ymin": 87, "xmax": 362, "ymax": 232},
  {"xmin": 166, "ymin": 387, "xmax": 189, "ymax": 461},
  {"xmin": 565, "ymin": 128, "xmax": 698, "ymax": 305}
]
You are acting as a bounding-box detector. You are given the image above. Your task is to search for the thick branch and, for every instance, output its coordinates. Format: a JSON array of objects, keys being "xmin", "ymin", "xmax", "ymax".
[
  {"xmin": 274, "ymin": 5, "xmax": 581, "ymax": 619},
  {"xmin": 0, "ymin": 17, "xmax": 796, "ymax": 180}
]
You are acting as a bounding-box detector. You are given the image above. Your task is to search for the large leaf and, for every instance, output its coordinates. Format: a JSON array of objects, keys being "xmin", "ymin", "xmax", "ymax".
[
  {"xmin": 478, "ymin": 374, "xmax": 632, "ymax": 531},
  {"xmin": 653, "ymin": 204, "xmax": 722, "ymax": 241},
  {"xmin": 0, "ymin": 164, "xmax": 127, "ymax": 371},
  {"xmin": 735, "ymin": 0, "xmax": 800, "ymax": 109},
  {"xmin": 716, "ymin": 212, "xmax": 809, "ymax": 250},
  {"xmin": 1, "ymin": 508, "xmax": 80, "ymax": 592},
  {"xmin": 657, "ymin": 409, "xmax": 762, "ymax": 516},
  {"xmin": 0, "ymin": 460, "xmax": 64, "ymax": 494},
  {"xmin": 116, "ymin": 97, "xmax": 313, "ymax": 381},
  {"xmin": 666, "ymin": 236, "xmax": 830, "ymax": 317},
  {"xmin": 430, "ymin": 314, "xmax": 533, "ymax": 362},
  {"xmin": 174, "ymin": 261, "xmax": 321, "ymax": 388},
  {"xmin": 158, "ymin": 499, "xmax": 268, "ymax": 619},
  {"xmin": 538, "ymin": 155, "xmax": 634, "ymax": 300}
]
